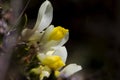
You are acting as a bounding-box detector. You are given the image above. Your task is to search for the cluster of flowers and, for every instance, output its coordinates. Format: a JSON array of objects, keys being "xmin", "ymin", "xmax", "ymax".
[{"xmin": 21, "ymin": 0, "xmax": 82, "ymax": 80}]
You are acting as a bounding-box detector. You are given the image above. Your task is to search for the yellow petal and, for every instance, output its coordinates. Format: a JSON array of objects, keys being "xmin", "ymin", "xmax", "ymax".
[
  {"xmin": 41, "ymin": 55, "xmax": 65, "ymax": 70},
  {"xmin": 48, "ymin": 26, "xmax": 68, "ymax": 41}
]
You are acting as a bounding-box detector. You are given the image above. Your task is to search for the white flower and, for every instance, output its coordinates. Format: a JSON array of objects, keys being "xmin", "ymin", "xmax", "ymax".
[
  {"xmin": 37, "ymin": 47, "xmax": 67, "ymax": 70},
  {"xmin": 37, "ymin": 46, "xmax": 82, "ymax": 78},
  {"xmin": 21, "ymin": 0, "xmax": 69, "ymax": 54},
  {"xmin": 21, "ymin": 0, "xmax": 82, "ymax": 80},
  {"xmin": 38, "ymin": 25, "xmax": 69, "ymax": 53}
]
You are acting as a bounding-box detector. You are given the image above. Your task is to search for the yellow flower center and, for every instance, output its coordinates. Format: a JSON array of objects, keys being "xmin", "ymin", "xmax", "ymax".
[
  {"xmin": 41, "ymin": 56, "xmax": 65, "ymax": 70},
  {"xmin": 48, "ymin": 26, "xmax": 68, "ymax": 41}
]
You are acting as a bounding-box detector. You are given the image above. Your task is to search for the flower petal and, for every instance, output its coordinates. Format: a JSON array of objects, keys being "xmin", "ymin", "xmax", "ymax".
[
  {"xmin": 52, "ymin": 46, "xmax": 67, "ymax": 63},
  {"xmin": 48, "ymin": 26, "xmax": 68, "ymax": 41},
  {"xmin": 40, "ymin": 30, "xmax": 69, "ymax": 52},
  {"xmin": 58, "ymin": 32, "xmax": 69, "ymax": 46},
  {"xmin": 40, "ymin": 25, "xmax": 54, "ymax": 44},
  {"xmin": 21, "ymin": 28, "xmax": 33, "ymax": 41},
  {"xmin": 60, "ymin": 64, "xmax": 82, "ymax": 78},
  {"xmin": 40, "ymin": 71, "xmax": 50, "ymax": 80},
  {"xmin": 37, "ymin": 53, "xmax": 65, "ymax": 70},
  {"xmin": 28, "ymin": 31, "xmax": 44, "ymax": 42},
  {"xmin": 33, "ymin": 0, "xmax": 53, "ymax": 32},
  {"xmin": 37, "ymin": 53, "xmax": 46, "ymax": 61}
]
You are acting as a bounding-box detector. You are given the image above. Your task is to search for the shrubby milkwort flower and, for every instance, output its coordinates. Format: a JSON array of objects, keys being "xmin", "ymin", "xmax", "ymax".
[{"xmin": 20, "ymin": 0, "xmax": 82, "ymax": 80}]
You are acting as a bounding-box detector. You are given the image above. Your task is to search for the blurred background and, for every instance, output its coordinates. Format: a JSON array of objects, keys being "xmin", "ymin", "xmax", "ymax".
[{"xmin": 1, "ymin": 0, "xmax": 120, "ymax": 80}]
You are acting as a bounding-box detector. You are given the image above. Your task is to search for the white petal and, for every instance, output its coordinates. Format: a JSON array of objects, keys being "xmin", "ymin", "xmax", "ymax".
[
  {"xmin": 40, "ymin": 25, "xmax": 54, "ymax": 44},
  {"xmin": 60, "ymin": 64, "xmax": 82, "ymax": 78},
  {"xmin": 46, "ymin": 50, "xmax": 55, "ymax": 55},
  {"xmin": 21, "ymin": 28, "xmax": 33, "ymax": 41},
  {"xmin": 33, "ymin": 0, "xmax": 53, "ymax": 32},
  {"xmin": 37, "ymin": 53, "xmax": 46, "ymax": 61},
  {"xmin": 58, "ymin": 32, "xmax": 69, "ymax": 46},
  {"xmin": 40, "ymin": 71, "xmax": 50, "ymax": 80},
  {"xmin": 42, "ymin": 32, "xmax": 69, "ymax": 52},
  {"xmin": 29, "ymin": 31, "xmax": 44, "ymax": 42},
  {"xmin": 52, "ymin": 46, "xmax": 67, "ymax": 63},
  {"xmin": 21, "ymin": 1, "xmax": 53, "ymax": 41},
  {"xmin": 42, "ymin": 71, "xmax": 50, "ymax": 78}
]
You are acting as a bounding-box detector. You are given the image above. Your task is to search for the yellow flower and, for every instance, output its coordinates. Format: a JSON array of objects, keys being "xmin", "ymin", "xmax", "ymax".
[
  {"xmin": 48, "ymin": 26, "xmax": 68, "ymax": 41},
  {"xmin": 41, "ymin": 55, "xmax": 65, "ymax": 70}
]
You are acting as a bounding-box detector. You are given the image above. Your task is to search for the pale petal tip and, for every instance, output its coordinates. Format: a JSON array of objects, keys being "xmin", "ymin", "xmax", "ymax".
[
  {"xmin": 75, "ymin": 64, "xmax": 82, "ymax": 70},
  {"xmin": 60, "ymin": 64, "xmax": 82, "ymax": 78}
]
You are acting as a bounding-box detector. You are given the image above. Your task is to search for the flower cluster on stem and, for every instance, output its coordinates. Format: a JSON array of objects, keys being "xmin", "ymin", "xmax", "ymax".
[{"xmin": 21, "ymin": 0, "xmax": 82, "ymax": 80}]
